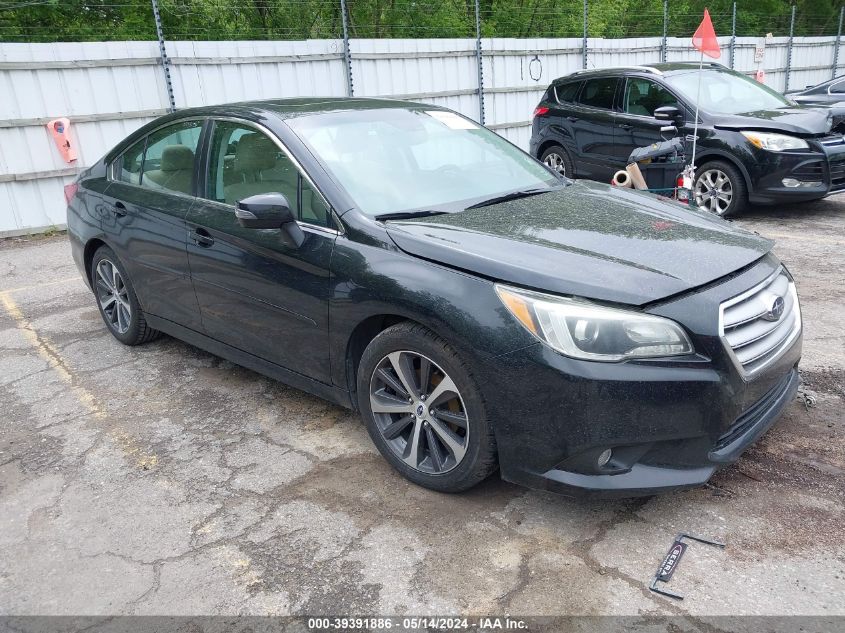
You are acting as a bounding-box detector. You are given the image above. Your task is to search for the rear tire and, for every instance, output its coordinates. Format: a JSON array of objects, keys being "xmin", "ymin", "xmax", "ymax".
[
  {"xmin": 357, "ymin": 322, "xmax": 497, "ymax": 493},
  {"xmin": 90, "ymin": 246, "xmax": 160, "ymax": 346},
  {"xmin": 693, "ymin": 160, "xmax": 747, "ymax": 217},
  {"xmin": 540, "ymin": 145, "xmax": 574, "ymax": 179}
]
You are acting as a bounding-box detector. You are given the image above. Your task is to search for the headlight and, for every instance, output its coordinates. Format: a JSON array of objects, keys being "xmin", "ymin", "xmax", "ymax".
[
  {"xmin": 496, "ymin": 285, "xmax": 694, "ymax": 362},
  {"xmin": 741, "ymin": 131, "xmax": 808, "ymax": 151}
]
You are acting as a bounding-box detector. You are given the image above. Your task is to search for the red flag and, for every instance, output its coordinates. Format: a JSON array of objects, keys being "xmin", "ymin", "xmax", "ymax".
[{"xmin": 692, "ymin": 8, "xmax": 721, "ymax": 59}]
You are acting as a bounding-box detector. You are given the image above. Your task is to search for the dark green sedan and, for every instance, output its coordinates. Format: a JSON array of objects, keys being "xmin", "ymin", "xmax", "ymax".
[{"xmin": 66, "ymin": 98, "xmax": 802, "ymax": 497}]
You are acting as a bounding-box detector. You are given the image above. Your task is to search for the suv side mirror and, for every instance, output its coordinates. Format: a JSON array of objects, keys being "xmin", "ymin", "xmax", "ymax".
[
  {"xmin": 654, "ymin": 105, "xmax": 683, "ymax": 122},
  {"xmin": 236, "ymin": 192, "xmax": 305, "ymax": 247}
]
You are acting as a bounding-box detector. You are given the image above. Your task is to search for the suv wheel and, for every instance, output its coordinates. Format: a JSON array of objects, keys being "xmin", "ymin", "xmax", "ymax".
[
  {"xmin": 357, "ymin": 323, "xmax": 497, "ymax": 492},
  {"xmin": 91, "ymin": 246, "xmax": 160, "ymax": 346},
  {"xmin": 693, "ymin": 160, "xmax": 747, "ymax": 217},
  {"xmin": 541, "ymin": 145, "xmax": 574, "ymax": 178}
]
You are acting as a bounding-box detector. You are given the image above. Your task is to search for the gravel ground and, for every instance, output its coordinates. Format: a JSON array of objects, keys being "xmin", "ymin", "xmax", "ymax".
[{"xmin": 0, "ymin": 196, "xmax": 843, "ymax": 626}]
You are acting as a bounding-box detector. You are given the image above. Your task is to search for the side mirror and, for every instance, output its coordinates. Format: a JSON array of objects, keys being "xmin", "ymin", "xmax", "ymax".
[
  {"xmin": 236, "ymin": 192, "xmax": 305, "ymax": 247},
  {"xmin": 654, "ymin": 105, "xmax": 683, "ymax": 122}
]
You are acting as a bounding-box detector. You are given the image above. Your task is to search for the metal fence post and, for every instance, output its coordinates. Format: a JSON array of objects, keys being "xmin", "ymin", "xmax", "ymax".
[
  {"xmin": 730, "ymin": 1, "xmax": 736, "ymax": 69},
  {"xmin": 150, "ymin": 0, "xmax": 175, "ymax": 112},
  {"xmin": 661, "ymin": 0, "xmax": 668, "ymax": 63},
  {"xmin": 474, "ymin": 0, "xmax": 485, "ymax": 124},
  {"xmin": 582, "ymin": 0, "xmax": 588, "ymax": 69},
  {"xmin": 834, "ymin": 6, "xmax": 844, "ymax": 79},
  {"xmin": 785, "ymin": 4, "xmax": 796, "ymax": 92},
  {"xmin": 340, "ymin": 0, "xmax": 354, "ymax": 96}
]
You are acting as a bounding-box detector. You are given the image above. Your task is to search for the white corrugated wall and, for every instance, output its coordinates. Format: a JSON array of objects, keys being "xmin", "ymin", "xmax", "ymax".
[{"xmin": 1, "ymin": 35, "xmax": 842, "ymax": 234}]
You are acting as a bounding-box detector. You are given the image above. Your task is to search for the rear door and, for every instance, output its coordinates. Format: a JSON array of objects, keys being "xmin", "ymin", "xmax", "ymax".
[
  {"xmin": 185, "ymin": 119, "xmax": 336, "ymax": 382},
  {"xmin": 103, "ymin": 119, "xmax": 204, "ymax": 330},
  {"xmin": 568, "ymin": 76, "xmax": 620, "ymax": 181},
  {"xmin": 614, "ymin": 77, "xmax": 684, "ymax": 162}
]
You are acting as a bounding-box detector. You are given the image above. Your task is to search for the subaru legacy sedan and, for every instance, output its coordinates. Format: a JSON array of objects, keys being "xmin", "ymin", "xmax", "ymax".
[{"xmin": 67, "ymin": 98, "xmax": 802, "ymax": 497}]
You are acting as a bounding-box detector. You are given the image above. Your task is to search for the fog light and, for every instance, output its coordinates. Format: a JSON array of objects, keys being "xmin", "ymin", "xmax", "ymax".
[
  {"xmin": 782, "ymin": 178, "xmax": 822, "ymax": 188},
  {"xmin": 597, "ymin": 448, "xmax": 613, "ymax": 468}
]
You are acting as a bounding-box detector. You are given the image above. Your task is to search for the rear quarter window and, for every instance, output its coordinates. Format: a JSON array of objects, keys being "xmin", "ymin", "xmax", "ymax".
[{"xmin": 554, "ymin": 81, "xmax": 583, "ymax": 103}]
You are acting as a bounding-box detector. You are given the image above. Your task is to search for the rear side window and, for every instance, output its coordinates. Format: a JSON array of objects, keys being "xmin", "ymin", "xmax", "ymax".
[
  {"xmin": 140, "ymin": 121, "xmax": 203, "ymax": 196},
  {"xmin": 578, "ymin": 78, "xmax": 618, "ymax": 110},
  {"xmin": 555, "ymin": 81, "xmax": 583, "ymax": 103},
  {"xmin": 114, "ymin": 139, "xmax": 146, "ymax": 185}
]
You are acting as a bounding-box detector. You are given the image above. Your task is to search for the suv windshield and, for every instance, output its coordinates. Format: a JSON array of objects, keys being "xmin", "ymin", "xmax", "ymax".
[
  {"xmin": 664, "ymin": 68, "xmax": 792, "ymax": 114},
  {"xmin": 288, "ymin": 108, "xmax": 559, "ymax": 216}
]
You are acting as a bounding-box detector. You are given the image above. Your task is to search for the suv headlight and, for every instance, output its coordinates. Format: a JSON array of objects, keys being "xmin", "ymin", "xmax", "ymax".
[
  {"xmin": 496, "ymin": 285, "xmax": 694, "ymax": 362},
  {"xmin": 741, "ymin": 131, "xmax": 808, "ymax": 151}
]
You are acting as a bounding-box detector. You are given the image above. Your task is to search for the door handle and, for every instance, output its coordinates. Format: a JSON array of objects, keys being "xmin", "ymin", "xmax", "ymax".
[
  {"xmin": 111, "ymin": 201, "xmax": 127, "ymax": 217},
  {"xmin": 618, "ymin": 124, "xmax": 634, "ymax": 130},
  {"xmin": 566, "ymin": 116, "xmax": 579, "ymax": 122},
  {"xmin": 191, "ymin": 228, "xmax": 214, "ymax": 248}
]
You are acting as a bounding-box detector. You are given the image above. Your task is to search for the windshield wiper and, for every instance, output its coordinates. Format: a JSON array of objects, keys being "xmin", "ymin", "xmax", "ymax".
[
  {"xmin": 374, "ymin": 210, "xmax": 451, "ymax": 221},
  {"xmin": 465, "ymin": 187, "xmax": 555, "ymax": 210}
]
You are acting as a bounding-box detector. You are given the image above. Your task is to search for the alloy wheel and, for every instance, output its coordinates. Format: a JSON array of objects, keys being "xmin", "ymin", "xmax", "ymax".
[
  {"xmin": 95, "ymin": 259, "xmax": 132, "ymax": 334},
  {"xmin": 543, "ymin": 152, "xmax": 566, "ymax": 176},
  {"xmin": 369, "ymin": 350, "xmax": 469, "ymax": 474},
  {"xmin": 694, "ymin": 168, "xmax": 733, "ymax": 216}
]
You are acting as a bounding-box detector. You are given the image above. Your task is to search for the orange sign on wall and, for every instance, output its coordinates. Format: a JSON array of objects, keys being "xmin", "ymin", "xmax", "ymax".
[{"xmin": 47, "ymin": 117, "xmax": 77, "ymax": 163}]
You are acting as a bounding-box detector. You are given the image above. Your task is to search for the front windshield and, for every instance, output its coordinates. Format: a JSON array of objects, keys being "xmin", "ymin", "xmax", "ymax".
[
  {"xmin": 664, "ymin": 68, "xmax": 793, "ymax": 115},
  {"xmin": 287, "ymin": 108, "xmax": 559, "ymax": 216}
]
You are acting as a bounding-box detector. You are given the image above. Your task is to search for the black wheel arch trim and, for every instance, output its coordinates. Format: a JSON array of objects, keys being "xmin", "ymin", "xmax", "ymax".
[{"xmin": 695, "ymin": 149, "xmax": 754, "ymax": 194}]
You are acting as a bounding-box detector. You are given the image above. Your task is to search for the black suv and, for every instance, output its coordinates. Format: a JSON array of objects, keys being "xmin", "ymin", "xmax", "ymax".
[{"xmin": 530, "ymin": 62, "xmax": 845, "ymax": 216}]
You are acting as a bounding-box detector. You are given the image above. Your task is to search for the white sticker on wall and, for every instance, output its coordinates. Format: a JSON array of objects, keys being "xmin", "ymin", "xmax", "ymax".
[{"xmin": 425, "ymin": 110, "xmax": 478, "ymax": 130}]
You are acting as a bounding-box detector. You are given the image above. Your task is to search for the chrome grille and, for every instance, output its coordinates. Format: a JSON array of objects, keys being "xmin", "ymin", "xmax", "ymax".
[{"xmin": 719, "ymin": 268, "xmax": 801, "ymax": 377}]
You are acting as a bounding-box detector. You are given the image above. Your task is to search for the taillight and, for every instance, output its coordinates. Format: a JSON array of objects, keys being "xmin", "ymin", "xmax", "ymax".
[
  {"xmin": 64, "ymin": 183, "xmax": 78, "ymax": 205},
  {"xmin": 533, "ymin": 106, "xmax": 550, "ymax": 118}
]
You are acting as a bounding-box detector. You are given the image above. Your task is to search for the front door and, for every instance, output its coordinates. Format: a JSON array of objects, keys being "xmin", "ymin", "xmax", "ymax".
[
  {"xmin": 103, "ymin": 119, "xmax": 204, "ymax": 330},
  {"xmin": 614, "ymin": 77, "xmax": 684, "ymax": 163},
  {"xmin": 186, "ymin": 120, "xmax": 336, "ymax": 383}
]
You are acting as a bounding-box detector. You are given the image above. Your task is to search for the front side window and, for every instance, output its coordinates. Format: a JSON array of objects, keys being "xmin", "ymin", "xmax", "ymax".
[
  {"xmin": 623, "ymin": 78, "xmax": 678, "ymax": 117},
  {"xmin": 830, "ymin": 80, "xmax": 845, "ymax": 94},
  {"xmin": 287, "ymin": 108, "xmax": 558, "ymax": 217},
  {"xmin": 578, "ymin": 78, "xmax": 618, "ymax": 110},
  {"xmin": 205, "ymin": 121, "xmax": 330, "ymax": 227},
  {"xmin": 138, "ymin": 120, "xmax": 203, "ymax": 195}
]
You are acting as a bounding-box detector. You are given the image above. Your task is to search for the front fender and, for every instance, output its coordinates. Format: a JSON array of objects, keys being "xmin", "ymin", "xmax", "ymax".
[{"xmin": 327, "ymin": 233, "xmax": 536, "ymax": 390}]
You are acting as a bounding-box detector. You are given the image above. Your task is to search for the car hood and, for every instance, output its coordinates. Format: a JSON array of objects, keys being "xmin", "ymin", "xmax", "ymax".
[
  {"xmin": 712, "ymin": 106, "xmax": 835, "ymax": 135},
  {"xmin": 385, "ymin": 181, "xmax": 773, "ymax": 306}
]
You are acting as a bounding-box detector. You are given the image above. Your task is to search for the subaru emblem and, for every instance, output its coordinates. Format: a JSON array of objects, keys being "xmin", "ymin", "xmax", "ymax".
[{"xmin": 762, "ymin": 295, "xmax": 785, "ymax": 321}]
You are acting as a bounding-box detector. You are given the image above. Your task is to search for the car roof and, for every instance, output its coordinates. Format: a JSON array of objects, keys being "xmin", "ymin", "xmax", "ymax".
[
  {"xmin": 555, "ymin": 61, "xmax": 728, "ymax": 83},
  {"xmin": 171, "ymin": 96, "xmax": 441, "ymax": 120}
]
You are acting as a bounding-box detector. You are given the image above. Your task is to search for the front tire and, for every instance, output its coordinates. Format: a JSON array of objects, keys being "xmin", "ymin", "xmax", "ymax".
[
  {"xmin": 90, "ymin": 246, "xmax": 160, "ymax": 346},
  {"xmin": 694, "ymin": 160, "xmax": 747, "ymax": 217},
  {"xmin": 357, "ymin": 323, "xmax": 497, "ymax": 493}
]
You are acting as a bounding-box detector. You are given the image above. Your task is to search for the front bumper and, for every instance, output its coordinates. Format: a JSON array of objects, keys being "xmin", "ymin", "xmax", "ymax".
[
  {"xmin": 477, "ymin": 256, "xmax": 803, "ymax": 498},
  {"xmin": 746, "ymin": 136, "xmax": 845, "ymax": 205}
]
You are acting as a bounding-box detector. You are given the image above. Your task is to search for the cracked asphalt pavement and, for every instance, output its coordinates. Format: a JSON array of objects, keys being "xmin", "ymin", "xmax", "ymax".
[{"xmin": 1, "ymin": 198, "xmax": 844, "ymax": 621}]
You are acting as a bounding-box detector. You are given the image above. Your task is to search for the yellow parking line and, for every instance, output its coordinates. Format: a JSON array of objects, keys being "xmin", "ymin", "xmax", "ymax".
[
  {"xmin": 0, "ymin": 276, "xmax": 83, "ymax": 297},
  {"xmin": 762, "ymin": 232, "xmax": 845, "ymax": 246},
  {"xmin": 0, "ymin": 292, "xmax": 157, "ymax": 469}
]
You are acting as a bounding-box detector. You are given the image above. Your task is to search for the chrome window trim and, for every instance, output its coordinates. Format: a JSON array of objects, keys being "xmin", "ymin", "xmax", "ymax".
[
  {"xmin": 717, "ymin": 266, "xmax": 802, "ymax": 380},
  {"xmin": 206, "ymin": 116, "xmax": 344, "ymax": 235}
]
